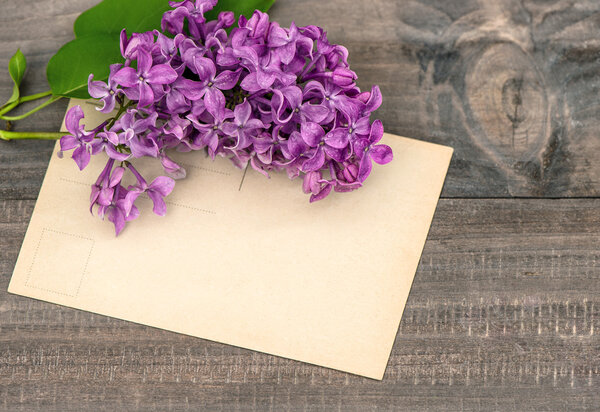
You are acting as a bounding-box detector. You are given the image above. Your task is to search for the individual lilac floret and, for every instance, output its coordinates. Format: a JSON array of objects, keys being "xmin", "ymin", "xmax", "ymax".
[
  {"xmin": 59, "ymin": 105, "xmax": 95, "ymax": 171},
  {"xmin": 88, "ymin": 64, "xmax": 123, "ymax": 113},
  {"xmin": 222, "ymin": 99, "xmax": 265, "ymax": 150},
  {"xmin": 58, "ymin": 2, "xmax": 392, "ymax": 235},
  {"xmin": 353, "ymin": 120, "xmax": 393, "ymax": 183},
  {"xmin": 112, "ymin": 49, "xmax": 178, "ymax": 107},
  {"xmin": 123, "ymin": 164, "xmax": 176, "ymax": 217},
  {"xmin": 90, "ymin": 160, "xmax": 140, "ymax": 236}
]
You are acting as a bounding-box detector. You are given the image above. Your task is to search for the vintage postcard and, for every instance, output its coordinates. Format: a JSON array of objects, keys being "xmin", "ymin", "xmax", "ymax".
[{"xmin": 9, "ymin": 100, "xmax": 453, "ymax": 380}]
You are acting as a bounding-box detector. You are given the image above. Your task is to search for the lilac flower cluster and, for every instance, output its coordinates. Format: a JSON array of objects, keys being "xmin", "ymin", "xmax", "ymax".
[{"xmin": 60, "ymin": 0, "xmax": 392, "ymax": 235}]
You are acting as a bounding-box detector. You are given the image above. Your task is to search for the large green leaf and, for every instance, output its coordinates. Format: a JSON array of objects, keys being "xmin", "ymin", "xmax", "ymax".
[
  {"xmin": 74, "ymin": 0, "xmax": 172, "ymax": 37},
  {"xmin": 5, "ymin": 49, "xmax": 26, "ymax": 106},
  {"xmin": 47, "ymin": 36, "xmax": 124, "ymax": 99}
]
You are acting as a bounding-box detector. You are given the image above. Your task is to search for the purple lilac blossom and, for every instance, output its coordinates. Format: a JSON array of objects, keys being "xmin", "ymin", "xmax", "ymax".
[
  {"xmin": 59, "ymin": 105, "xmax": 96, "ymax": 171},
  {"xmin": 59, "ymin": 1, "xmax": 392, "ymax": 235}
]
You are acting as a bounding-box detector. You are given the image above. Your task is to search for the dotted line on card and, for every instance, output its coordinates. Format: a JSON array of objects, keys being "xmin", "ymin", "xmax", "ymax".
[
  {"xmin": 76, "ymin": 240, "xmax": 95, "ymax": 297},
  {"xmin": 135, "ymin": 195, "xmax": 217, "ymax": 215},
  {"xmin": 178, "ymin": 163, "xmax": 231, "ymax": 176},
  {"xmin": 164, "ymin": 201, "xmax": 216, "ymax": 215},
  {"xmin": 43, "ymin": 228, "xmax": 95, "ymax": 243},
  {"xmin": 23, "ymin": 228, "xmax": 45, "ymax": 290},
  {"xmin": 60, "ymin": 178, "xmax": 91, "ymax": 187}
]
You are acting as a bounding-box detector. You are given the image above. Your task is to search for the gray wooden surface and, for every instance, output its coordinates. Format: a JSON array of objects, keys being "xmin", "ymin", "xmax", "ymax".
[{"xmin": 1, "ymin": 0, "xmax": 599, "ymax": 411}]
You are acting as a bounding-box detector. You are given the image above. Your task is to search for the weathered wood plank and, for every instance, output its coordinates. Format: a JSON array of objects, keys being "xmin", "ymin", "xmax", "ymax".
[
  {"xmin": 0, "ymin": 0, "xmax": 77, "ymax": 200},
  {"xmin": 1, "ymin": 198, "xmax": 599, "ymax": 410},
  {"xmin": 2, "ymin": 0, "xmax": 600, "ymax": 198},
  {"xmin": 2, "ymin": 0, "xmax": 600, "ymax": 410}
]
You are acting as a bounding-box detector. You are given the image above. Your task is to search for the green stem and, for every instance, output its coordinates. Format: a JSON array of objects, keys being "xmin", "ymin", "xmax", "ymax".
[
  {"xmin": 0, "ymin": 131, "xmax": 63, "ymax": 141},
  {"xmin": 0, "ymin": 90, "xmax": 53, "ymax": 114},
  {"xmin": 0, "ymin": 100, "xmax": 19, "ymax": 116},
  {"xmin": 19, "ymin": 90, "xmax": 53, "ymax": 103},
  {"xmin": 0, "ymin": 96, "xmax": 62, "ymax": 121}
]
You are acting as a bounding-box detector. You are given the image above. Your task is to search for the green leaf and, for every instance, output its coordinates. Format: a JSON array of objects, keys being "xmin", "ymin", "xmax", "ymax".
[
  {"xmin": 5, "ymin": 49, "xmax": 26, "ymax": 106},
  {"xmin": 9, "ymin": 49, "xmax": 26, "ymax": 87},
  {"xmin": 74, "ymin": 0, "xmax": 171, "ymax": 37},
  {"xmin": 47, "ymin": 36, "xmax": 124, "ymax": 99}
]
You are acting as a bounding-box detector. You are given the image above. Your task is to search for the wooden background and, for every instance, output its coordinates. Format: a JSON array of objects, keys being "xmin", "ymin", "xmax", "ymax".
[{"xmin": 1, "ymin": 0, "xmax": 600, "ymax": 410}]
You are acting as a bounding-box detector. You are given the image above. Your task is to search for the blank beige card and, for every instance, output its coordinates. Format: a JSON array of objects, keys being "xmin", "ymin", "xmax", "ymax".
[{"xmin": 9, "ymin": 99, "xmax": 453, "ymax": 380}]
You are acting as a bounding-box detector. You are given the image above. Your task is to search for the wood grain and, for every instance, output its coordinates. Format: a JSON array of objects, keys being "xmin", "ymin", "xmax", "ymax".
[
  {"xmin": 1, "ymin": 0, "xmax": 600, "ymax": 410},
  {"xmin": 1, "ymin": 198, "xmax": 600, "ymax": 411},
  {"xmin": 2, "ymin": 0, "xmax": 600, "ymax": 198}
]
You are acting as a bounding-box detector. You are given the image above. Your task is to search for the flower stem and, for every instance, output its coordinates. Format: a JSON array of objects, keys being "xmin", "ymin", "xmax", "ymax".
[
  {"xmin": 19, "ymin": 90, "xmax": 53, "ymax": 103},
  {"xmin": 0, "ymin": 91, "xmax": 53, "ymax": 115},
  {"xmin": 0, "ymin": 130, "xmax": 63, "ymax": 141},
  {"xmin": 0, "ymin": 96, "xmax": 62, "ymax": 121},
  {"xmin": 0, "ymin": 101, "xmax": 19, "ymax": 116}
]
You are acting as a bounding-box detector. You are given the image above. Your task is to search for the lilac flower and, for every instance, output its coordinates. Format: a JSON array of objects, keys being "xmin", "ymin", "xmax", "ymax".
[
  {"xmin": 303, "ymin": 80, "xmax": 357, "ymax": 121},
  {"xmin": 285, "ymin": 130, "xmax": 310, "ymax": 161},
  {"xmin": 341, "ymin": 163, "xmax": 359, "ymax": 184},
  {"xmin": 88, "ymin": 64, "xmax": 123, "ymax": 113},
  {"xmin": 329, "ymin": 67, "xmax": 357, "ymax": 87},
  {"xmin": 59, "ymin": 106, "xmax": 95, "ymax": 170},
  {"xmin": 164, "ymin": 77, "xmax": 204, "ymax": 114},
  {"xmin": 222, "ymin": 99, "xmax": 265, "ymax": 150},
  {"xmin": 359, "ymin": 85, "xmax": 383, "ymax": 117},
  {"xmin": 153, "ymin": 31, "xmax": 185, "ymax": 65},
  {"xmin": 271, "ymin": 86, "xmax": 330, "ymax": 126},
  {"xmin": 331, "ymin": 161, "xmax": 362, "ymax": 193},
  {"xmin": 300, "ymin": 122, "xmax": 348, "ymax": 172},
  {"xmin": 123, "ymin": 164, "xmax": 176, "ymax": 217},
  {"xmin": 253, "ymin": 126, "xmax": 287, "ymax": 165},
  {"xmin": 207, "ymin": 11, "xmax": 235, "ymax": 34},
  {"xmin": 101, "ymin": 184, "xmax": 140, "ymax": 236},
  {"xmin": 93, "ymin": 131, "xmax": 131, "ymax": 162},
  {"xmin": 302, "ymin": 171, "xmax": 333, "ymax": 203},
  {"xmin": 353, "ymin": 120, "xmax": 393, "ymax": 182},
  {"xmin": 162, "ymin": 114, "xmax": 192, "ymax": 140},
  {"xmin": 112, "ymin": 49, "xmax": 178, "ymax": 107},
  {"xmin": 59, "ymin": 4, "xmax": 391, "ymax": 235},
  {"xmin": 120, "ymin": 30, "xmax": 155, "ymax": 62},
  {"xmin": 238, "ymin": 9, "xmax": 270, "ymax": 39},
  {"xmin": 90, "ymin": 161, "xmax": 125, "ymax": 212},
  {"xmin": 332, "ymin": 102, "xmax": 372, "ymax": 151},
  {"xmin": 113, "ymin": 110, "xmax": 160, "ymax": 158},
  {"xmin": 304, "ymin": 67, "xmax": 357, "ymax": 88},
  {"xmin": 88, "ymin": 162, "xmax": 139, "ymax": 235},
  {"xmin": 187, "ymin": 56, "xmax": 241, "ymax": 104},
  {"xmin": 90, "ymin": 159, "xmax": 117, "ymax": 212},
  {"xmin": 160, "ymin": 153, "xmax": 187, "ymax": 180},
  {"xmin": 235, "ymin": 47, "xmax": 296, "ymax": 92},
  {"xmin": 268, "ymin": 22, "xmax": 313, "ymax": 65},
  {"xmin": 187, "ymin": 91, "xmax": 233, "ymax": 158},
  {"xmin": 162, "ymin": 0, "xmax": 218, "ymax": 36},
  {"xmin": 316, "ymin": 31, "xmax": 351, "ymax": 70}
]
